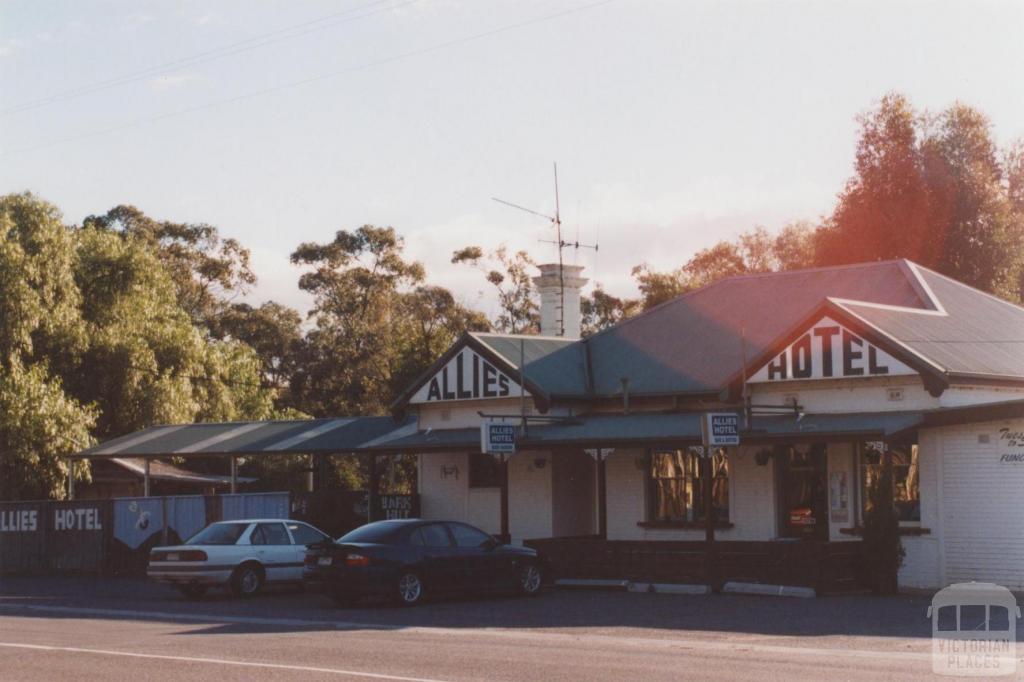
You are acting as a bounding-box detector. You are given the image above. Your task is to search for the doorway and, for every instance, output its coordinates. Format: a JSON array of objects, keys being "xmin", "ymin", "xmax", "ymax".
[{"xmin": 776, "ymin": 444, "xmax": 829, "ymax": 540}]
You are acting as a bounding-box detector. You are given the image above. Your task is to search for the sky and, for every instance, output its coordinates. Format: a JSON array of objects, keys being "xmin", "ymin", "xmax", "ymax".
[{"xmin": 2, "ymin": 0, "xmax": 1023, "ymax": 317}]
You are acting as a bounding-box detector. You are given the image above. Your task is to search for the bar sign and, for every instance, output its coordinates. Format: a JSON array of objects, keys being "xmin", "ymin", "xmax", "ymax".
[
  {"xmin": 702, "ymin": 413, "xmax": 740, "ymax": 449},
  {"xmin": 481, "ymin": 420, "xmax": 517, "ymax": 455}
]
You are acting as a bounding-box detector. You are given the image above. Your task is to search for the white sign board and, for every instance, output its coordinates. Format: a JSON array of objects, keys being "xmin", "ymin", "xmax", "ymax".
[
  {"xmin": 748, "ymin": 316, "xmax": 915, "ymax": 383},
  {"xmin": 481, "ymin": 420, "xmax": 517, "ymax": 456},
  {"xmin": 702, "ymin": 413, "xmax": 740, "ymax": 448},
  {"xmin": 410, "ymin": 347, "xmax": 524, "ymax": 404}
]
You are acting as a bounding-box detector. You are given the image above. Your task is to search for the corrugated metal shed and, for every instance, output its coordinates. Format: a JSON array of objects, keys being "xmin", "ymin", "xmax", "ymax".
[{"xmin": 73, "ymin": 416, "xmax": 413, "ymax": 459}]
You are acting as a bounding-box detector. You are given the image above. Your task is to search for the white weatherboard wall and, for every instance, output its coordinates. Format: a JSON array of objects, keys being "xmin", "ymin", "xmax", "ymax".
[
  {"xmin": 418, "ymin": 450, "xmax": 554, "ymax": 545},
  {"xmin": 930, "ymin": 419, "xmax": 1024, "ymax": 591}
]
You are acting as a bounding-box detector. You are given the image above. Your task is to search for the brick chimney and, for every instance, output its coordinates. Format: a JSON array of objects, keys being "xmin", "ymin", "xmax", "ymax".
[{"xmin": 532, "ymin": 263, "xmax": 587, "ymax": 339}]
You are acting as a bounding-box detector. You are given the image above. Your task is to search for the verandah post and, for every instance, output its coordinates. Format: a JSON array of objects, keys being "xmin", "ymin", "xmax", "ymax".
[
  {"xmin": 597, "ymin": 456, "xmax": 607, "ymax": 539},
  {"xmin": 367, "ymin": 453, "xmax": 380, "ymax": 523},
  {"xmin": 702, "ymin": 450, "xmax": 716, "ymax": 588},
  {"xmin": 500, "ymin": 455, "xmax": 510, "ymax": 543}
]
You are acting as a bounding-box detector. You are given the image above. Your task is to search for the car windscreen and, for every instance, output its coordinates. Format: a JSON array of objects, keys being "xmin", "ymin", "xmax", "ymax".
[
  {"xmin": 337, "ymin": 521, "xmax": 405, "ymax": 544},
  {"xmin": 185, "ymin": 522, "xmax": 249, "ymax": 546}
]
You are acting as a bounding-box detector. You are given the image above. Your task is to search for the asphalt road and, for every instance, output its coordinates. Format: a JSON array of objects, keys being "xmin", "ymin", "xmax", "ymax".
[{"xmin": 0, "ymin": 577, "xmax": 1010, "ymax": 681}]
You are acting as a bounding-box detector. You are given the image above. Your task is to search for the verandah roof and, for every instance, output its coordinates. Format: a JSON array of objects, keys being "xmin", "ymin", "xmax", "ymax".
[
  {"xmin": 70, "ymin": 416, "xmax": 414, "ymax": 459},
  {"xmin": 360, "ymin": 410, "xmax": 927, "ymax": 452}
]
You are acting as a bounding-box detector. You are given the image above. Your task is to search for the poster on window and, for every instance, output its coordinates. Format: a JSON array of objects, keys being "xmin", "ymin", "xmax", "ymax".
[{"xmin": 829, "ymin": 471, "xmax": 849, "ymax": 523}]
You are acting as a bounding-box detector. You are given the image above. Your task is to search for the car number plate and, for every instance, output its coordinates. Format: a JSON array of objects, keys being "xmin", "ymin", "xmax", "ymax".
[
  {"xmin": 317, "ymin": 557, "xmax": 333, "ymax": 566},
  {"xmin": 167, "ymin": 553, "xmax": 179, "ymax": 561}
]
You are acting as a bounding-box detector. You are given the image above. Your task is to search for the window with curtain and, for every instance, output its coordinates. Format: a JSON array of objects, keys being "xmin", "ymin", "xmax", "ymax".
[
  {"xmin": 859, "ymin": 442, "xmax": 920, "ymax": 523},
  {"xmin": 648, "ymin": 449, "xmax": 729, "ymax": 523}
]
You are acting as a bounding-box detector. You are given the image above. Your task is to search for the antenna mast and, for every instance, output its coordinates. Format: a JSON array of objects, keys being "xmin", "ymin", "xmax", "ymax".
[{"xmin": 492, "ymin": 163, "xmax": 597, "ymax": 337}]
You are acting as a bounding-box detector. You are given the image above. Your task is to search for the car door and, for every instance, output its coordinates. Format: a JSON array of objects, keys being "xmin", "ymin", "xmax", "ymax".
[
  {"xmin": 285, "ymin": 522, "xmax": 330, "ymax": 580},
  {"xmin": 411, "ymin": 523, "xmax": 457, "ymax": 593},
  {"xmin": 446, "ymin": 522, "xmax": 504, "ymax": 592},
  {"xmin": 250, "ymin": 522, "xmax": 296, "ymax": 583}
]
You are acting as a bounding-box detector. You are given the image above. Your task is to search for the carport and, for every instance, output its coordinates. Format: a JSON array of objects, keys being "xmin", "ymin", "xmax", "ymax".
[{"xmin": 68, "ymin": 416, "xmax": 416, "ymax": 520}]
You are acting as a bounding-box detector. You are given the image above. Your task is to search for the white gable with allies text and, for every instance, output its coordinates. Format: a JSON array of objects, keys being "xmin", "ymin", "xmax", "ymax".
[
  {"xmin": 410, "ymin": 347, "xmax": 525, "ymax": 404},
  {"xmin": 748, "ymin": 316, "xmax": 916, "ymax": 383}
]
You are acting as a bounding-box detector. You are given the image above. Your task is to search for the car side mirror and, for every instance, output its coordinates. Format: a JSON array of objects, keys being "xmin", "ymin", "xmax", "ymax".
[{"xmin": 484, "ymin": 536, "xmax": 500, "ymax": 551}]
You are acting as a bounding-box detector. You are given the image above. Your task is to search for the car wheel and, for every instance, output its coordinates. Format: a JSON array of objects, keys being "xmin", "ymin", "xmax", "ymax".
[
  {"xmin": 176, "ymin": 585, "xmax": 208, "ymax": 600},
  {"xmin": 230, "ymin": 562, "xmax": 265, "ymax": 598},
  {"xmin": 396, "ymin": 571, "xmax": 424, "ymax": 607},
  {"xmin": 517, "ymin": 562, "xmax": 542, "ymax": 596}
]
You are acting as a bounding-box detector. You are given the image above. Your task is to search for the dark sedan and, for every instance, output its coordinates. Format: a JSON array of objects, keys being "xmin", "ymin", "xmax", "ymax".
[{"xmin": 303, "ymin": 519, "xmax": 543, "ymax": 606}]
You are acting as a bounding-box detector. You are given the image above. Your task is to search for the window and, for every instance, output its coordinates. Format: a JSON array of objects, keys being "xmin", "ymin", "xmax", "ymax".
[
  {"xmin": 647, "ymin": 449, "xmax": 729, "ymax": 523},
  {"xmin": 251, "ymin": 522, "xmax": 291, "ymax": 545},
  {"xmin": 469, "ymin": 452, "xmax": 504, "ymax": 488},
  {"xmin": 448, "ymin": 523, "xmax": 493, "ymax": 548},
  {"xmin": 339, "ymin": 521, "xmax": 406, "ymax": 544},
  {"xmin": 185, "ymin": 522, "xmax": 248, "ymax": 546},
  {"xmin": 415, "ymin": 524, "xmax": 453, "ymax": 547},
  {"xmin": 859, "ymin": 442, "xmax": 920, "ymax": 523},
  {"xmin": 287, "ymin": 523, "xmax": 328, "ymax": 546}
]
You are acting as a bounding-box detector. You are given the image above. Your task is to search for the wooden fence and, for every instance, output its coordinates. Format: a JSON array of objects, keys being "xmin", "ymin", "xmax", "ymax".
[{"xmin": 524, "ymin": 537, "xmax": 869, "ymax": 594}]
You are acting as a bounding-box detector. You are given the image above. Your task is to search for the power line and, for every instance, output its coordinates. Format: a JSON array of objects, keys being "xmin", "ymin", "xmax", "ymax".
[
  {"xmin": 1, "ymin": 0, "xmax": 615, "ymax": 156},
  {"xmin": 0, "ymin": 0, "xmax": 411, "ymax": 116}
]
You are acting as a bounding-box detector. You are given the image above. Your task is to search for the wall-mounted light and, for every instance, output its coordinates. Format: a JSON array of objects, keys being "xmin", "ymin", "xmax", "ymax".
[{"xmin": 533, "ymin": 458, "xmax": 547, "ymax": 470}]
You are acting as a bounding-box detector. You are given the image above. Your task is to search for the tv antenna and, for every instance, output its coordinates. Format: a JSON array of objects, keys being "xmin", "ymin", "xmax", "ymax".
[{"xmin": 492, "ymin": 162, "xmax": 598, "ymax": 336}]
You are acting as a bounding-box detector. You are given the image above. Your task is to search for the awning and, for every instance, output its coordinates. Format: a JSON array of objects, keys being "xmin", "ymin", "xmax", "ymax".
[
  {"xmin": 363, "ymin": 410, "xmax": 925, "ymax": 452},
  {"xmin": 71, "ymin": 416, "xmax": 414, "ymax": 459}
]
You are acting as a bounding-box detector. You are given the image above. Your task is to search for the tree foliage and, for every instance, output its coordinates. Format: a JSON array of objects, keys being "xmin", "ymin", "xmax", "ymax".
[
  {"xmin": 452, "ymin": 245, "xmax": 537, "ymax": 333},
  {"xmin": 632, "ymin": 223, "xmax": 817, "ymax": 310},
  {"xmin": 292, "ymin": 226, "xmax": 487, "ymax": 417},
  {"xmin": 0, "ymin": 193, "xmax": 276, "ymax": 500}
]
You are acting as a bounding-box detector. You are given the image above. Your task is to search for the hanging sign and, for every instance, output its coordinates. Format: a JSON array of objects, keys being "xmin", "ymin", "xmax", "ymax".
[
  {"xmin": 410, "ymin": 348, "xmax": 524, "ymax": 404},
  {"xmin": 748, "ymin": 316, "xmax": 915, "ymax": 383},
  {"xmin": 481, "ymin": 420, "xmax": 517, "ymax": 456},
  {"xmin": 702, "ymin": 413, "xmax": 740, "ymax": 449}
]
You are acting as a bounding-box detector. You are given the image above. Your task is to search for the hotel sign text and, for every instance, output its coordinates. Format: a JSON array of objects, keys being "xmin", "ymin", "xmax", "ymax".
[
  {"xmin": 749, "ymin": 316, "xmax": 915, "ymax": 383},
  {"xmin": 410, "ymin": 348, "xmax": 524, "ymax": 404}
]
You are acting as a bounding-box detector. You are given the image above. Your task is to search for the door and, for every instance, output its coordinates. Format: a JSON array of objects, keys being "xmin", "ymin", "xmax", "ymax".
[
  {"xmin": 776, "ymin": 444, "xmax": 830, "ymax": 540},
  {"xmin": 286, "ymin": 522, "xmax": 331, "ymax": 579},
  {"xmin": 250, "ymin": 522, "xmax": 298, "ymax": 582},
  {"xmin": 447, "ymin": 522, "xmax": 507, "ymax": 591},
  {"xmin": 410, "ymin": 523, "xmax": 458, "ymax": 592}
]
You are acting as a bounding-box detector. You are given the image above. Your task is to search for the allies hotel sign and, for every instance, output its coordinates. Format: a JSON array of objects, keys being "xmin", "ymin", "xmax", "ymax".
[
  {"xmin": 749, "ymin": 316, "xmax": 915, "ymax": 383},
  {"xmin": 410, "ymin": 348, "xmax": 524, "ymax": 404}
]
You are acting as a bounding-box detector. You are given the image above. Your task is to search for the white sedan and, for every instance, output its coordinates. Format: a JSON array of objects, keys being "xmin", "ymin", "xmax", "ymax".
[{"xmin": 148, "ymin": 519, "xmax": 331, "ymax": 598}]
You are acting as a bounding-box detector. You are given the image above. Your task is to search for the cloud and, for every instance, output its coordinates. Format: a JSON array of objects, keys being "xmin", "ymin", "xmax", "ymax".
[{"xmin": 0, "ymin": 38, "xmax": 24, "ymax": 57}]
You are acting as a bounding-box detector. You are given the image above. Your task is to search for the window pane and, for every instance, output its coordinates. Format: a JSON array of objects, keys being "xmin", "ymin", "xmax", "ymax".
[
  {"xmin": 960, "ymin": 605, "xmax": 987, "ymax": 632},
  {"xmin": 418, "ymin": 524, "xmax": 452, "ymax": 547},
  {"xmin": 936, "ymin": 605, "xmax": 957, "ymax": 632},
  {"xmin": 860, "ymin": 442, "xmax": 920, "ymax": 523},
  {"xmin": 449, "ymin": 523, "xmax": 493, "ymax": 548},
  {"xmin": 186, "ymin": 522, "xmax": 248, "ymax": 546},
  {"xmin": 469, "ymin": 453, "xmax": 504, "ymax": 488},
  {"xmin": 649, "ymin": 449, "xmax": 728, "ymax": 523},
  {"xmin": 990, "ymin": 606, "xmax": 1010, "ymax": 632},
  {"xmin": 254, "ymin": 523, "xmax": 291, "ymax": 545},
  {"xmin": 288, "ymin": 523, "xmax": 328, "ymax": 545}
]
